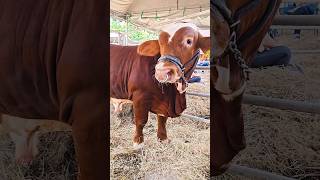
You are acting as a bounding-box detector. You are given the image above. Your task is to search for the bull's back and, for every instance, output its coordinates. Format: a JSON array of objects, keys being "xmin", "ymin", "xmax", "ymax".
[
  {"xmin": 0, "ymin": 0, "xmax": 74, "ymax": 119},
  {"xmin": 110, "ymin": 45, "xmax": 139, "ymax": 99}
]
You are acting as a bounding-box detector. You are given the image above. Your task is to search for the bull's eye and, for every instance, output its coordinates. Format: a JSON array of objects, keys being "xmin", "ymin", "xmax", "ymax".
[{"xmin": 187, "ymin": 39, "xmax": 192, "ymax": 45}]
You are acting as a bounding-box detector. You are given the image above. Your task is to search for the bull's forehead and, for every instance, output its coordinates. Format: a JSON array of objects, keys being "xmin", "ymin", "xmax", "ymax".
[{"xmin": 161, "ymin": 23, "xmax": 199, "ymax": 40}]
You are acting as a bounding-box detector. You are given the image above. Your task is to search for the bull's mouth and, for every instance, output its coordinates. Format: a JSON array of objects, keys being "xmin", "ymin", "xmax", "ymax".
[
  {"xmin": 154, "ymin": 63, "xmax": 181, "ymax": 83},
  {"xmin": 155, "ymin": 69, "xmax": 180, "ymax": 83}
]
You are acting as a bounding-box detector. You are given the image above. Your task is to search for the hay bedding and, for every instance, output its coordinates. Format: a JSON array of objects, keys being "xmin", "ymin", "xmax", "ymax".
[
  {"xmin": 215, "ymin": 33, "xmax": 320, "ymax": 179},
  {"xmin": 110, "ymin": 113, "xmax": 210, "ymax": 180}
]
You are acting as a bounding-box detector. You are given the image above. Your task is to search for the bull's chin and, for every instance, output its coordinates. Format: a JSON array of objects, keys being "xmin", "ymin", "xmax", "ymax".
[{"xmin": 155, "ymin": 75, "xmax": 178, "ymax": 84}]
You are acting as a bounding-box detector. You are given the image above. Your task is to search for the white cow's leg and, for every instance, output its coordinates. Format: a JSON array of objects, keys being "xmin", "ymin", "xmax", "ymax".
[
  {"xmin": 10, "ymin": 126, "xmax": 40, "ymax": 164},
  {"xmin": 0, "ymin": 114, "xmax": 71, "ymax": 165},
  {"xmin": 110, "ymin": 98, "xmax": 133, "ymax": 113},
  {"xmin": 1, "ymin": 115, "xmax": 40, "ymax": 164}
]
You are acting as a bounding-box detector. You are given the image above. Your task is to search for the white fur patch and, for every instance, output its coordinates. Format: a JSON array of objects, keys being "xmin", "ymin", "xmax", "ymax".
[
  {"xmin": 133, "ymin": 142, "xmax": 144, "ymax": 150},
  {"xmin": 221, "ymin": 82, "xmax": 246, "ymax": 102},
  {"xmin": 110, "ymin": 98, "xmax": 133, "ymax": 113},
  {"xmin": 214, "ymin": 65, "xmax": 232, "ymax": 94},
  {"xmin": 176, "ymin": 82, "xmax": 187, "ymax": 94}
]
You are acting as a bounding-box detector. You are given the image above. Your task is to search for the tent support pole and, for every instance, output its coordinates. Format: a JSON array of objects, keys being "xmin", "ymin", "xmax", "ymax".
[{"xmin": 125, "ymin": 15, "xmax": 129, "ymax": 45}]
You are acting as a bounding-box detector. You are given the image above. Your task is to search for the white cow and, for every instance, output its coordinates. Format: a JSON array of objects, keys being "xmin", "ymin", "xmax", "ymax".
[{"xmin": 0, "ymin": 114, "xmax": 70, "ymax": 164}]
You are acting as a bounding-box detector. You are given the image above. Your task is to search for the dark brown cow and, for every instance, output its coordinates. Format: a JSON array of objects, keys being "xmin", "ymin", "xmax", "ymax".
[
  {"xmin": 0, "ymin": 0, "xmax": 107, "ymax": 179},
  {"xmin": 110, "ymin": 26, "xmax": 210, "ymax": 148},
  {"xmin": 211, "ymin": 0, "xmax": 281, "ymax": 175}
]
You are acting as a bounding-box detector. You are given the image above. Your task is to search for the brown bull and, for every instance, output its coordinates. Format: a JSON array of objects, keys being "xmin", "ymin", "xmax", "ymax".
[
  {"xmin": 110, "ymin": 25, "xmax": 210, "ymax": 148},
  {"xmin": 211, "ymin": 0, "xmax": 281, "ymax": 175},
  {"xmin": 0, "ymin": 0, "xmax": 107, "ymax": 179}
]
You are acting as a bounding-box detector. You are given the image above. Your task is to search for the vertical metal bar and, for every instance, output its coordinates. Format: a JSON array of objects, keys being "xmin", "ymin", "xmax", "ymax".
[
  {"xmin": 125, "ymin": 15, "xmax": 128, "ymax": 45},
  {"xmin": 176, "ymin": 0, "xmax": 178, "ymax": 10}
]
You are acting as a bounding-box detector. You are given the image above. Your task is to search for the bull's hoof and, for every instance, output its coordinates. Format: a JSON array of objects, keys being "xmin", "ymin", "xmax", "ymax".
[
  {"xmin": 159, "ymin": 138, "xmax": 171, "ymax": 144},
  {"xmin": 16, "ymin": 155, "xmax": 33, "ymax": 166},
  {"xmin": 133, "ymin": 142, "xmax": 144, "ymax": 150},
  {"xmin": 211, "ymin": 163, "xmax": 231, "ymax": 176}
]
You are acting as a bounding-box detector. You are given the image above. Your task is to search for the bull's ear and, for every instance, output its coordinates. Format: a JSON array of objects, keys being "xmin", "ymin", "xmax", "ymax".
[
  {"xmin": 198, "ymin": 33, "xmax": 210, "ymax": 53},
  {"xmin": 137, "ymin": 40, "xmax": 160, "ymax": 56}
]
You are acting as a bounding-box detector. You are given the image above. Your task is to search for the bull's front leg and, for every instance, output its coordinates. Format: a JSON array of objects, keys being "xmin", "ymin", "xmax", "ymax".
[
  {"xmin": 157, "ymin": 115, "xmax": 169, "ymax": 142},
  {"xmin": 69, "ymin": 91, "xmax": 108, "ymax": 180},
  {"xmin": 132, "ymin": 95, "xmax": 150, "ymax": 150}
]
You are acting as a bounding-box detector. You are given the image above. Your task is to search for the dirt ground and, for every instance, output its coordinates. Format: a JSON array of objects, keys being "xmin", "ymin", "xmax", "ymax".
[{"xmin": 0, "ymin": 30, "xmax": 319, "ymax": 180}]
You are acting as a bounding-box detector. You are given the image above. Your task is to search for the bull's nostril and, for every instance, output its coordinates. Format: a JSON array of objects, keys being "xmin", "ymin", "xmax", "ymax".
[
  {"xmin": 156, "ymin": 74, "xmax": 169, "ymax": 83},
  {"xmin": 155, "ymin": 66, "xmax": 179, "ymax": 83},
  {"xmin": 163, "ymin": 74, "xmax": 169, "ymax": 82},
  {"xmin": 157, "ymin": 68, "xmax": 170, "ymax": 74},
  {"xmin": 155, "ymin": 71, "xmax": 170, "ymax": 83}
]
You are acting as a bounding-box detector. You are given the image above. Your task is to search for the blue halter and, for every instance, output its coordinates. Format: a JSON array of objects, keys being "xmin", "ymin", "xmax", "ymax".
[{"xmin": 157, "ymin": 49, "xmax": 201, "ymax": 81}]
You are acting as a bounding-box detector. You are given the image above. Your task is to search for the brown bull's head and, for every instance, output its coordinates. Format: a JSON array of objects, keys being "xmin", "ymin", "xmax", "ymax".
[{"xmin": 137, "ymin": 26, "xmax": 210, "ymax": 93}]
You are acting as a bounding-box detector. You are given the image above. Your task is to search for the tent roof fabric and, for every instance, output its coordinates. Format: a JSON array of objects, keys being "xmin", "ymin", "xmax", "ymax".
[{"xmin": 110, "ymin": 0, "xmax": 210, "ymax": 32}]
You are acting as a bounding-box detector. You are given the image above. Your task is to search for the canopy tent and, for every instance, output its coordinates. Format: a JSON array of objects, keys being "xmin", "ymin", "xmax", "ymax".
[{"xmin": 110, "ymin": 0, "xmax": 210, "ymax": 33}]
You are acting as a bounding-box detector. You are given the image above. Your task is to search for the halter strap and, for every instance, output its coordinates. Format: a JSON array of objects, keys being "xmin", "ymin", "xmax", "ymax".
[
  {"xmin": 157, "ymin": 49, "xmax": 201, "ymax": 82},
  {"xmin": 158, "ymin": 55, "xmax": 185, "ymax": 73},
  {"xmin": 184, "ymin": 49, "xmax": 201, "ymax": 79}
]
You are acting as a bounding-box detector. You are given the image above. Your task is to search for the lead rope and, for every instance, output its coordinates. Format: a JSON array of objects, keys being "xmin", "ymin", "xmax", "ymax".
[
  {"xmin": 178, "ymin": 75, "xmax": 188, "ymax": 89},
  {"xmin": 178, "ymin": 49, "xmax": 201, "ymax": 89},
  {"xmin": 228, "ymin": 25, "xmax": 251, "ymax": 81},
  {"xmin": 161, "ymin": 83, "xmax": 164, "ymax": 94},
  {"xmin": 212, "ymin": 0, "xmax": 251, "ymax": 81}
]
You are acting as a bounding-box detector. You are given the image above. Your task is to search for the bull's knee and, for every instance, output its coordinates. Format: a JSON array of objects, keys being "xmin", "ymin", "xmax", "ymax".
[{"xmin": 132, "ymin": 95, "xmax": 150, "ymax": 149}]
